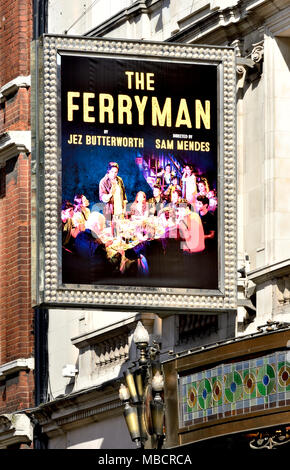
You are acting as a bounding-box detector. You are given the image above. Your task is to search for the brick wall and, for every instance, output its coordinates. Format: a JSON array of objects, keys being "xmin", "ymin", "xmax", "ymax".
[
  {"xmin": 0, "ymin": 153, "xmax": 34, "ymax": 413},
  {"xmin": 0, "ymin": 88, "xmax": 31, "ymax": 133},
  {"xmin": 0, "ymin": 371, "xmax": 34, "ymax": 413},
  {"xmin": 0, "ymin": 0, "xmax": 32, "ymax": 133},
  {"xmin": 0, "ymin": 0, "xmax": 34, "ymax": 417},
  {"xmin": 0, "ymin": 0, "xmax": 32, "ymax": 85}
]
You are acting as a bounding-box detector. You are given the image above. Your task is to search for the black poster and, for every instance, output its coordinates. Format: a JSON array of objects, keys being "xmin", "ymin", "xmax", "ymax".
[{"xmin": 60, "ymin": 55, "xmax": 219, "ymax": 289}]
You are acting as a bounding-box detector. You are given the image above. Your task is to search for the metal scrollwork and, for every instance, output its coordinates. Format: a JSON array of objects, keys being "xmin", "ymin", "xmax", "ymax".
[{"xmin": 249, "ymin": 428, "xmax": 290, "ymax": 450}]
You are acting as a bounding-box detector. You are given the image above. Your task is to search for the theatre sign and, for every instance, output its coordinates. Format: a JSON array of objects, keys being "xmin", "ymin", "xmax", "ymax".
[{"xmin": 34, "ymin": 35, "xmax": 237, "ymax": 311}]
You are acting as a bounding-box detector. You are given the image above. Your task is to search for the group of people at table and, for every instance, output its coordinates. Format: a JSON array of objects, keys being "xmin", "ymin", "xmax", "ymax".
[{"xmin": 61, "ymin": 161, "xmax": 217, "ymax": 284}]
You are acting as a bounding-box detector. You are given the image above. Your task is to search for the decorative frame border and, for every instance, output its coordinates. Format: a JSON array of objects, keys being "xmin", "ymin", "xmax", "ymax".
[{"xmin": 37, "ymin": 35, "xmax": 236, "ymax": 311}]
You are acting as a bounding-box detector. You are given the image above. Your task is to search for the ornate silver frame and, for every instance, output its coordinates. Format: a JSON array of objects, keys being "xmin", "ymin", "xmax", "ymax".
[{"xmin": 36, "ymin": 35, "xmax": 237, "ymax": 312}]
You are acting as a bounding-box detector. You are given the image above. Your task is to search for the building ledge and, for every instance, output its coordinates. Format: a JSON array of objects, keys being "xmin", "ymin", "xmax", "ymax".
[
  {"xmin": 163, "ymin": 324, "xmax": 290, "ymax": 363},
  {"xmin": 0, "ymin": 358, "xmax": 34, "ymax": 381},
  {"xmin": 248, "ymin": 259, "xmax": 290, "ymax": 284},
  {"xmin": 0, "ymin": 413, "xmax": 33, "ymax": 449},
  {"xmin": 86, "ymin": 0, "xmax": 156, "ymax": 38},
  {"xmin": 71, "ymin": 312, "xmax": 156, "ymax": 348},
  {"xmin": 0, "ymin": 75, "xmax": 31, "ymax": 103},
  {"xmin": 167, "ymin": 0, "xmax": 289, "ymax": 43},
  {"xmin": 30, "ymin": 379, "xmax": 122, "ymax": 437},
  {"xmin": 0, "ymin": 131, "xmax": 31, "ymax": 163}
]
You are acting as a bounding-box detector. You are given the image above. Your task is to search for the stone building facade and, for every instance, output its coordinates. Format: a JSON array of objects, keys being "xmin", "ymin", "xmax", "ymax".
[
  {"xmin": 29, "ymin": 0, "xmax": 289, "ymax": 450},
  {"xmin": 0, "ymin": 0, "xmax": 289, "ymax": 450}
]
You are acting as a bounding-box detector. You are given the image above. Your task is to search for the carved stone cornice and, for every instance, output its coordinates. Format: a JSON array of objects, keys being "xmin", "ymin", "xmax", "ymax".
[
  {"xmin": 86, "ymin": 0, "xmax": 154, "ymax": 38},
  {"xmin": 81, "ymin": 0, "xmax": 289, "ymax": 44},
  {"xmin": 30, "ymin": 379, "xmax": 123, "ymax": 437},
  {"xmin": 236, "ymin": 58, "xmax": 255, "ymax": 88},
  {"xmin": 71, "ymin": 312, "xmax": 156, "ymax": 348},
  {"xmin": 248, "ymin": 259, "xmax": 290, "ymax": 284},
  {"xmin": 168, "ymin": 0, "xmax": 288, "ymax": 44},
  {"xmin": 70, "ymin": 313, "xmax": 157, "ymax": 391}
]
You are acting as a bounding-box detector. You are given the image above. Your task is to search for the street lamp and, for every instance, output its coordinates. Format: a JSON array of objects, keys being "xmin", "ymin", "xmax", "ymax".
[
  {"xmin": 119, "ymin": 321, "xmax": 165, "ymax": 449},
  {"xmin": 151, "ymin": 371, "xmax": 165, "ymax": 438},
  {"xmin": 133, "ymin": 321, "xmax": 150, "ymax": 366},
  {"xmin": 119, "ymin": 384, "xmax": 141, "ymax": 445}
]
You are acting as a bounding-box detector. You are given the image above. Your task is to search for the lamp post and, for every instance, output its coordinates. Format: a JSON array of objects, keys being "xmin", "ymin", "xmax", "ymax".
[
  {"xmin": 151, "ymin": 371, "xmax": 165, "ymax": 439},
  {"xmin": 119, "ymin": 321, "xmax": 165, "ymax": 449}
]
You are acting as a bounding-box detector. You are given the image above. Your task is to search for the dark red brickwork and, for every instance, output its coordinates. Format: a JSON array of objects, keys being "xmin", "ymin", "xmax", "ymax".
[
  {"xmin": 0, "ymin": 153, "xmax": 34, "ymax": 413},
  {"xmin": 0, "ymin": 88, "xmax": 31, "ymax": 132},
  {"xmin": 0, "ymin": 0, "xmax": 32, "ymax": 134},
  {"xmin": 0, "ymin": 0, "xmax": 32, "ymax": 84},
  {"xmin": 0, "ymin": 0, "xmax": 34, "ymax": 417},
  {"xmin": 0, "ymin": 370, "xmax": 34, "ymax": 413}
]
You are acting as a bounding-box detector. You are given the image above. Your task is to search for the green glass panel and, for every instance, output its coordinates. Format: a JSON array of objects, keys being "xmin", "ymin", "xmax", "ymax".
[
  {"xmin": 198, "ymin": 378, "xmax": 212, "ymax": 409},
  {"xmin": 225, "ymin": 388, "xmax": 233, "ymax": 403},
  {"xmin": 225, "ymin": 371, "xmax": 243, "ymax": 403},
  {"xmin": 179, "ymin": 350, "xmax": 289, "ymax": 428},
  {"xmin": 257, "ymin": 364, "xmax": 275, "ymax": 396}
]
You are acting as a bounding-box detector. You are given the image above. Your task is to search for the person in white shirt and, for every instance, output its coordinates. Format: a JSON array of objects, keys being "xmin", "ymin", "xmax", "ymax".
[{"xmin": 181, "ymin": 164, "xmax": 197, "ymax": 205}]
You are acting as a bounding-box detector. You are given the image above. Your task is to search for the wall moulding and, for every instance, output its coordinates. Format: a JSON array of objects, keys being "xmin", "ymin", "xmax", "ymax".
[
  {"xmin": 0, "ymin": 75, "xmax": 31, "ymax": 103},
  {"xmin": 31, "ymin": 382, "xmax": 122, "ymax": 437},
  {"xmin": 0, "ymin": 413, "xmax": 33, "ymax": 449},
  {"xmin": 0, "ymin": 131, "xmax": 31, "ymax": 164}
]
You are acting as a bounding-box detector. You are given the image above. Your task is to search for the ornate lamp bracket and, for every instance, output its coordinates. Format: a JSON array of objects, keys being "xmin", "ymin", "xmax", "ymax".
[
  {"xmin": 120, "ymin": 321, "xmax": 165, "ymax": 449},
  {"xmin": 236, "ymin": 41, "xmax": 264, "ymax": 89},
  {"xmin": 250, "ymin": 41, "xmax": 264, "ymax": 64}
]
